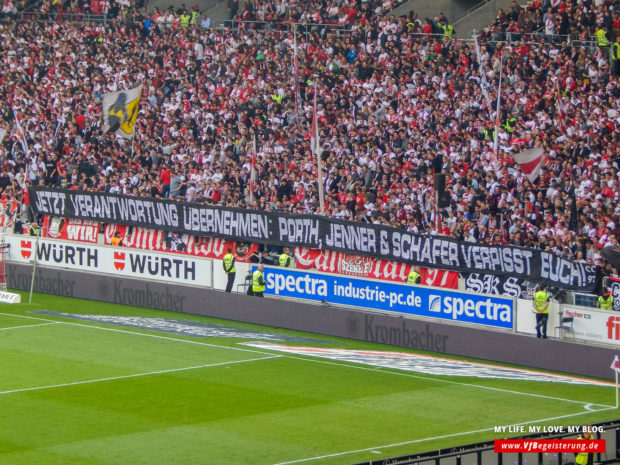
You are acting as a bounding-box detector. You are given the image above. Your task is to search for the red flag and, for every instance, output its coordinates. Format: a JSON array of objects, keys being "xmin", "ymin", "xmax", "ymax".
[
  {"xmin": 611, "ymin": 355, "xmax": 620, "ymax": 374},
  {"xmin": 249, "ymin": 136, "xmax": 257, "ymax": 202},
  {"xmin": 556, "ymin": 84, "xmax": 568, "ymax": 131},
  {"xmin": 513, "ymin": 148, "xmax": 545, "ymax": 182}
]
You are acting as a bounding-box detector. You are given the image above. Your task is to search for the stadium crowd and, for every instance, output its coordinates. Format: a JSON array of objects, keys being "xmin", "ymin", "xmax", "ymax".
[{"xmin": 0, "ymin": 0, "xmax": 618, "ymax": 275}]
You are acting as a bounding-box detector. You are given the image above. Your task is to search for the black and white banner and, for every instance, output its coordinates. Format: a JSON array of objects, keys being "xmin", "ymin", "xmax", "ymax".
[
  {"xmin": 29, "ymin": 187, "xmax": 600, "ymax": 291},
  {"xmin": 607, "ymin": 277, "xmax": 620, "ymax": 311},
  {"xmin": 463, "ymin": 273, "xmax": 565, "ymax": 300},
  {"xmin": 464, "ymin": 273, "xmax": 536, "ymax": 299}
]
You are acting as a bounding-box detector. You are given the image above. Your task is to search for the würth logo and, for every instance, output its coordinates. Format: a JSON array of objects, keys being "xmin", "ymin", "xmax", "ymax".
[
  {"xmin": 114, "ymin": 252, "xmax": 126, "ymax": 271},
  {"xmin": 21, "ymin": 240, "xmax": 32, "ymax": 259}
]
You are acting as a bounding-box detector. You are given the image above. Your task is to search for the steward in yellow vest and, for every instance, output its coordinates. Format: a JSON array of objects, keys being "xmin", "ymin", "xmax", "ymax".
[
  {"xmin": 252, "ymin": 264, "xmax": 265, "ymax": 297},
  {"xmin": 533, "ymin": 284, "xmax": 551, "ymax": 338},
  {"xmin": 575, "ymin": 427, "xmax": 594, "ymax": 465},
  {"xmin": 279, "ymin": 247, "xmax": 292, "ymax": 267},
  {"xmin": 223, "ymin": 247, "xmax": 236, "ymax": 293},
  {"xmin": 598, "ymin": 290, "xmax": 613, "ymax": 310},
  {"xmin": 595, "ymin": 28, "xmax": 610, "ymax": 47},
  {"xmin": 407, "ymin": 267, "xmax": 421, "ymax": 284}
]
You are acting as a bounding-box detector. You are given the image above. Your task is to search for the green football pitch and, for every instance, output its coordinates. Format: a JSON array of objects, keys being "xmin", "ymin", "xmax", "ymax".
[{"xmin": 0, "ymin": 291, "xmax": 618, "ymax": 465}]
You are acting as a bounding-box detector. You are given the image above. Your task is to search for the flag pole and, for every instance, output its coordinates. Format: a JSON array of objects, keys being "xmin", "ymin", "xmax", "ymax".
[
  {"xmin": 250, "ymin": 133, "xmax": 257, "ymax": 205},
  {"xmin": 493, "ymin": 53, "xmax": 504, "ymax": 170},
  {"xmin": 611, "ymin": 356, "xmax": 619, "ymax": 408},
  {"xmin": 614, "ymin": 370, "xmax": 620, "ymax": 408},
  {"xmin": 313, "ymin": 79, "xmax": 326, "ymax": 216}
]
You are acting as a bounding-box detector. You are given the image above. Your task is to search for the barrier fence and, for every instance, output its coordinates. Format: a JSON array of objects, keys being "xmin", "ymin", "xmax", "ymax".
[{"xmin": 352, "ymin": 419, "xmax": 620, "ymax": 465}]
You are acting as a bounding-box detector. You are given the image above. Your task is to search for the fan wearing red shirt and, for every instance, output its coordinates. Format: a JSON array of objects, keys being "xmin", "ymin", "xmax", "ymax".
[{"xmin": 160, "ymin": 166, "xmax": 171, "ymax": 198}]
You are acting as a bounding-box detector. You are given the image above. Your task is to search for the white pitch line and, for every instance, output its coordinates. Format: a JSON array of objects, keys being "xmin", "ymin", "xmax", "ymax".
[
  {"xmin": 0, "ymin": 355, "xmax": 280, "ymax": 396},
  {"xmin": 0, "ymin": 312, "xmax": 611, "ymax": 408},
  {"xmin": 0, "ymin": 311, "xmax": 277, "ymax": 356},
  {"xmin": 270, "ymin": 406, "xmax": 618, "ymax": 465},
  {"xmin": 0, "ymin": 322, "xmax": 59, "ymax": 331},
  {"xmin": 275, "ymin": 354, "xmax": 612, "ymax": 408}
]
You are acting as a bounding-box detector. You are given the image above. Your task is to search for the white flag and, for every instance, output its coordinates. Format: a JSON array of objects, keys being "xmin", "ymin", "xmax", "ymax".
[
  {"xmin": 12, "ymin": 108, "xmax": 29, "ymax": 156},
  {"xmin": 611, "ymin": 355, "xmax": 620, "ymax": 373},
  {"xmin": 102, "ymin": 83, "xmax": 143, "ymax": 139},
  {"xmin": 514, "ymin": 148, "xmax": 545, "ymax": 183}
]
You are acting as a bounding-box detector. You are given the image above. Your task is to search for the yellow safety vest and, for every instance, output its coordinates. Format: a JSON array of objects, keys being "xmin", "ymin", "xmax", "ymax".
[
  {"xmin": 279, "ymin": 253, "xmax": 291, "ymax": 268},
  {"xmin": 223, "ymin": 253, "xmax": 236, "ymax": 273},
  {"xmin": 252, "ymin": 270, "xmax": 265, "ymax": 293},
  {"xmin": 503, "ymin": 117, "xmax": 517, "ymax": 132},
  {"xmin": 443, "ymin": 24, "xmax": 453, "ymax": 41},
  {"xmin": 180, "ymin": 14, "xmax": 191, "ymax": 27},
  {"xmin": 595, "ymin": 29, "xmax": 610, "ymax": 46},
  {"xmin": 598, "ymin": 295, "xmax": 613, "ymax": 310},
  {"xmin": 533, "ymin": 290, "xmax": 550, "ymax": 313},
  {"xmin": 190, "ymin": 11, "xmax": 199, "ymax": 25},
  {"xmin": 613, "ymin": 42, "xmax": 620, "ymax": 59},
  {"xmin": 575, "ymin": 435, "xmax": 593, "ymax": 465},
  {"xmin": 407, "ymin": 271, "xmax": 421, "ymax": 284}
]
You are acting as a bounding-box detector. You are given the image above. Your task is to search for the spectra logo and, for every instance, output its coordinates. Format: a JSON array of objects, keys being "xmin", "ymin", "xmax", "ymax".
[{"xmin": 429, "ymin": 295, "xmax": 441, "ymax": 312}]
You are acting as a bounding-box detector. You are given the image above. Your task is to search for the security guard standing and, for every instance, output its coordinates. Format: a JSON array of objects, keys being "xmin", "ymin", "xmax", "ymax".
[
  {"xmin": 441, "ymin": 22, "xmax": 453, "ymax": 41},
  {"xmin": 533, "ymin": 284, "xmax": 551, "ymax": 338},
  {"xmin": 252, "ymin": 264, "xmax": 265, "ymax": 297},
  {"xmin": 179, "ymin": 9, "xmax": 191, "ymax": 27},
  {"xmin": 223, "ymin": 247, "xmax": 236, "ymax": 293},
  {"xmin": 502, "ymin": 115, "xmax": 517, "ymax": 133},
  {"xmin": 28, "ymin": 221, "xmax": 40, "ymax": 237},
  {"xmin": 595, "ymin": 27, "xmax": 610, "ymax": 48},
  {"xmin": 575, "ymin": 426, "xmax": 594, "ymax": 465},
  {"xmin": 279, "ymin": 247, "xmax": 293, "ymax": 268},
  {"xmin": 612, "ymin": 40, "xmax": 620, "ymax": 76},
  {"xmin": 598, "ymin": 289, "xmax": 613, "ymax": 310},
  {"xmin": 407, "ymin": 266, "xmax": 422, "ymax": 284},
  {"xmin": 190, "ymin": 5, "xmax": 200, "ymax": 25}
]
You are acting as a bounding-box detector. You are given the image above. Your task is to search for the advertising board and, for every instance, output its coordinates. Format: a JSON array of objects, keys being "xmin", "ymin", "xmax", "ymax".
[
  {"xmin": 5, "ymin": 236, "xmax": 211, "ymax": 286},
  {"xmin": 563, "ymin": 306, "xmax": 620, "ymax": 346},
  {"xmin": 258, "ymin": 267, "xmax": 514, "ymax": 329}
]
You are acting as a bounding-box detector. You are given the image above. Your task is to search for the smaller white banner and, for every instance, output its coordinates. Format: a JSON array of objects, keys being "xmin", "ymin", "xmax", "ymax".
[{"xmin": 0, "ymin": 292, "xmax": 21, "ymax": 304}]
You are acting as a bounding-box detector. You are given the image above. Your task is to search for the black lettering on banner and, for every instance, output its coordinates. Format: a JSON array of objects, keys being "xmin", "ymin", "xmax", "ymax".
[
  {"xmin": 28, "ymin": 187, "xmax": 600, "ymax": 291},
  {"xmin": 464, "ymin": 273, "xmax": 538, "ymax": 299},
  {"xmin": 609, "ymin": 280, "xmax": 620, "ymax": 311}
]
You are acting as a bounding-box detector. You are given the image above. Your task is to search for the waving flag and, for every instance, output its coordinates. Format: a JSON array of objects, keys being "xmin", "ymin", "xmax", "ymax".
[
  {"xmin": 514, "ymin": 148, "xmax": 545, "ymax": 182},
  {"xmin": 12, "ymin": 108, "xmax": 29, "ymax": 156},
  {"xmin": 102, "ymin": 83, "xmax": 143, "ymax": 139}
]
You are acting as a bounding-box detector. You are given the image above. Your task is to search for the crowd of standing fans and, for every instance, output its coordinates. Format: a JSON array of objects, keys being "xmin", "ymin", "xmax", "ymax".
[{"xmin": 0, "ymin": 0, "xmax": 618, "ymax": 278}]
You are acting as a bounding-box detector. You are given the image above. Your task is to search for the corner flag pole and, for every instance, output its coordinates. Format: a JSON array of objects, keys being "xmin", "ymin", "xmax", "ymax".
[{"xmin": 611, "ymin": 355, "xmax": 619, "ymax": 408}]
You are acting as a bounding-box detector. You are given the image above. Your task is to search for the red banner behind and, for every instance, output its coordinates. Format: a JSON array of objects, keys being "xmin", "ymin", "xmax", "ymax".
[
  {"xmin": 38, "ymin": 218, "xmax": 459, "ymax": 285},
  {"xmin": 42, "ymin": 217, "xmax": 99, "ymax": 243},
  {"xmin": 294, "ymin": 248, "xmax": 459, "ymax": 288},
  {"xmin": 103, "ymin": 224, "xmax": 259, "ymax": 262}
]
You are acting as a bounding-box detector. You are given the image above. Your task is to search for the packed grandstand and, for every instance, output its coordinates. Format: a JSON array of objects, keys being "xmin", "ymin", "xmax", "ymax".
[{"xmin": 0, "ymin": 0, "xmax": 618, "ymax": 280}]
